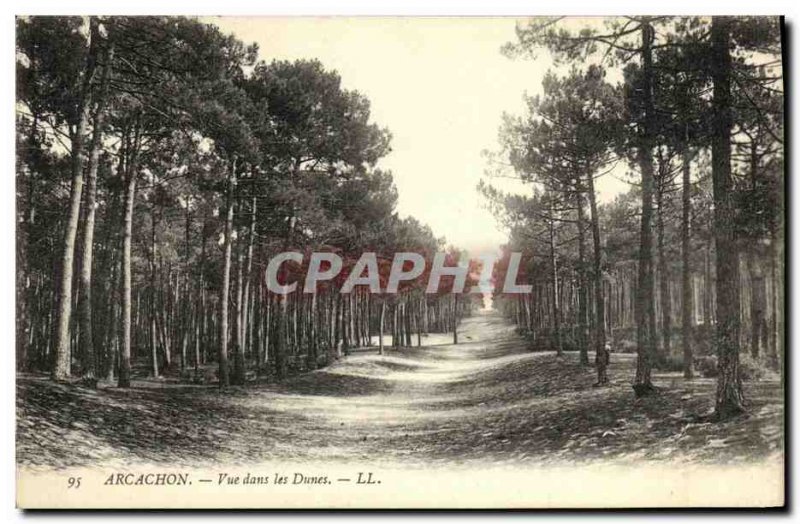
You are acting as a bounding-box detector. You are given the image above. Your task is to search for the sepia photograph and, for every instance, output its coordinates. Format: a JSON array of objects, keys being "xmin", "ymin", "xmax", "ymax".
[{"xmin": 13, "ymin": 12, "xmax": 786, "ymax": 509}]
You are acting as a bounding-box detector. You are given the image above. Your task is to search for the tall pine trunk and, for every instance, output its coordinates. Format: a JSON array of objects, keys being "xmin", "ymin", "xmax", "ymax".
[
  {"xmin": 548, "ymin": 196, "xmax": 563, "ymax": 356},
  {"xmin": 241, "ymin": 195, "xmax": 257, "ymax": 363},
  {"xmin": 711, "ymin": 16, "xmax": 745, "ymax": 419},
  {"xmin": 656, "ymin": 170, "xmax": 672, "ymax": 365},
  {"xmin": 681, "ymin": 144, "xmax": 694, "ymax": 378},
  {"xmin": 633, "ymin": 20, "xmax": 658, "ymax": 397},
  {"xmin": 52, "ymin": 18, "xmax": 101, "ymax": 380},
  {"xmin": 78, "ymin": 34, "xmax": 113, "ymax": 384},
  {"xmin": 232, "ymin": 216, "xmax": 245, "ymax": 385},
  {"xmin": 453, "ymin": 294, "xmax": 459, "ymax": 344},
  {"xmin": 586, "ymin": 169, "xmax": 608, "ymax": 383},
  {"xmin": 575, "ymin": 181, "xmax": 590, "ymax": 366},
  {"xmin": 218, "ymin": 157, "xmax": 236, "ymax": 388},
  {"xmin": 118, "ymin": 140, "xmax": 139, "ymax": 388},
  {"xmin": 149, "ymin": 200, "xmax": 160, "ymax": 378}
]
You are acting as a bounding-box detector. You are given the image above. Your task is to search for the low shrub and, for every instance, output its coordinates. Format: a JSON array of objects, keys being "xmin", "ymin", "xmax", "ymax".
[
  {"xmin": 615, "ymin": 339, "xmax": 638, "ymax": 354},
  {"xmin": 657, "ymin": 355, "xmax": 686, "ymax": 373},
  {"xmin": 739, "ymin": 354, "xmax": 766, "ymax": 381},
  {"xmin": 694, "ymin": 353, "xmax": 773, "ymax": 381},
  {"xmin": 694, "ymin": 355, "xmax": 718, "ymax": 378}
]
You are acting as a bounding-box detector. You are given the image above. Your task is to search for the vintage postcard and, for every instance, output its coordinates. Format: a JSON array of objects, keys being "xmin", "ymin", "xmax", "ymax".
[{"xmin": 15, "ymin": 15, "xmax": 784, "ymax": 509}]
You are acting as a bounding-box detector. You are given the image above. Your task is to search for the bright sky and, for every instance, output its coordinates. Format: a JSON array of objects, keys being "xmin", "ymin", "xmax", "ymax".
[{"xmin": 205, "ymin": 17, "xmax": 629, "ymax": 256}]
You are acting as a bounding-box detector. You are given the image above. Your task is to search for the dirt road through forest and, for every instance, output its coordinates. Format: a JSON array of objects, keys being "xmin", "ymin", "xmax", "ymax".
[{"xmin": 17, "ymin": 309, "xmax": 783, "ymax": 469}]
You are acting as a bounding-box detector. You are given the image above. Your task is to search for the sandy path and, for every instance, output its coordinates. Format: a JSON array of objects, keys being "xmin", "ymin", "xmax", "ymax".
[{"xmin": 17, "ymin": 309, "xmax": 783, "ymax": 469}]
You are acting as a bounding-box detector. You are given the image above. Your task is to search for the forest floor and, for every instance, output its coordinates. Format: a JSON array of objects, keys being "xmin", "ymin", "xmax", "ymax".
[{"xmin": 17, "ymin": 309, "xmax": 783, "ymax": 470}]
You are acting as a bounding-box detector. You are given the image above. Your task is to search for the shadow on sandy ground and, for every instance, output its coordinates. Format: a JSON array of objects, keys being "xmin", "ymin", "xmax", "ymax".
[{"xmin": 17, "ymin": 310, "xmax": 783, "ymax": 469}]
